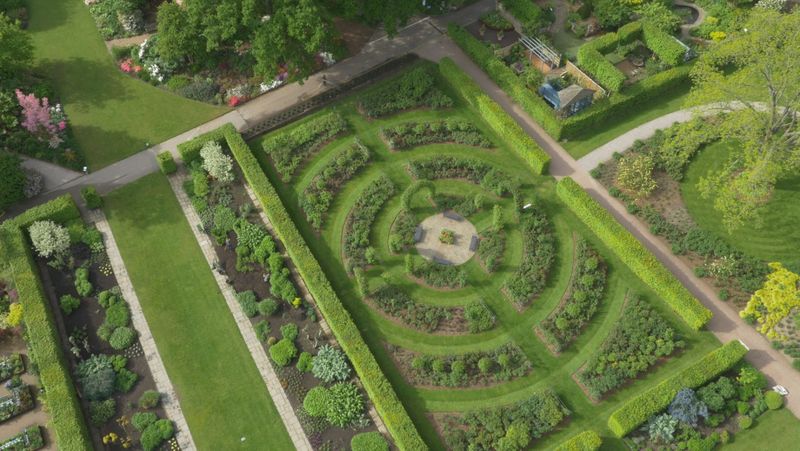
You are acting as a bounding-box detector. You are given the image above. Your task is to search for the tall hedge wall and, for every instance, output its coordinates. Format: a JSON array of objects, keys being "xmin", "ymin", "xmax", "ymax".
[
  {"xmin": 642, "ymin": 24, "xmax": 685, "ymax": 67},
  {"xmin": 553, "ymin": 430, "xmax": 602, "ymax": 451},
  {"xmin": 607, "ymin": 340, "xmax": 748, "ymax": 437},
  {"xmin": 0, "ymin": 195, "xmax": 93, "ymax": 451},
  {"xmin": 178, "ymin": 124, "xmax": 427, "ymax": 450},
  {"xmin": 446, "ymin": 24, "xmax": 562, "ymax": 139},
  {"xmin": 499, "ymin": 0, "xmax": 545, "ymax": 31},
  {"xmin": 576, "ymin": 45, "xmax": 626, "ymax": 92},
  {"xmin": 555, "ymin": 177, "xmax": 712, "ymax": 329},
  {"xmin": 438, "ymin": 58, "xmax": 550, "ymax": 175}
]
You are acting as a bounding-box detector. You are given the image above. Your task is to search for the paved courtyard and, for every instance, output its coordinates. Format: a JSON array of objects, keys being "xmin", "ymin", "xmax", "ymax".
[{"xmin": 415, "ymin": 212, "xmax": 477, "ymax": 265}]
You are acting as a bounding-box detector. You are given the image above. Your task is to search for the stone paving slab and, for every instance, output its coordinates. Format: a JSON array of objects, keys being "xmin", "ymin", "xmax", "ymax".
[
  {"xmin": 167, "ymin": 172, "xmax": 312, "ymax": 451},
  {"xmin": 89, "ymin": 210, "xmax": 197, "ymax": 451}
]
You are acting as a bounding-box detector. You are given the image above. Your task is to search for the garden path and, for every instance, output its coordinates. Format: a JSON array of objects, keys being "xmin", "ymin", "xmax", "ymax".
[
  {"xmin": 414, "ymin": 36, "xmax": 800, "ymax": 419},
  {"xmin": 165, "ymin": 170, "xmax": 313, "ymax": 451},
  {"xmin": 675, "ymin": 0, "xmax": 707, "ymax": 41},
  {"xmin": 89, "ymin": 209, "xmax": 197, "ymax": 451}
]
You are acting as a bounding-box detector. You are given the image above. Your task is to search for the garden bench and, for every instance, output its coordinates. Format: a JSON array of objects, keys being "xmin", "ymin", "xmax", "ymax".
[
  {"xmin": 433, "ymin": 256, "xmax": 452, "ymax": 266},
  {"xmin": 443, "ymin": 210, "xmax": 462, "ymax": 221},
  {"xmin": 469, "ymin": 235, "xmax": 479, "ymax": 252},
  {"xmin": 414, "ymin": 226, "xmax": 425, "ymax": 243}
]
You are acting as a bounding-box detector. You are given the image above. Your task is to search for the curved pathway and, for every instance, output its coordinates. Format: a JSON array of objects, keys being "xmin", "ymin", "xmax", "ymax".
[{"xmin": 675, "ymin": 0, "xmax": 707, "ymax": 41}]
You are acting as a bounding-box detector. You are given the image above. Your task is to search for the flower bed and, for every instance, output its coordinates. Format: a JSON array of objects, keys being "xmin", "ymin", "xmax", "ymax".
[
  {"xmin": 477, "ymin": 229, "xmax": 505, "ymax": 273},
  {"xmin": 357, "ymin": 66, "xmax": 453, "ymax": 118},
  {"xmin": 259, "ymin": 112, "xmax": 349, "ymax": 182},
  {"xmin": 380, "ymin": 120, "xmax": 491, "ymax": 150},
  {"xmin": 343, "ymin": 176, "xmax": 396, "ymax": 272},
  {"xmin": 182, "ymin": 137, "xmax": 384, "ymax": 448},
  {"xmin": 0, "ymin": 425, "xmax": 44, "ymax": 451},
  {"xmin": 393, "ymin": 342, "xmax": 532, "ymax": 387},
  {"xmin": 439, "ymin": 389, "xmax": 569, "ymax": 450},
  {"xmin": 0, "ymin": 385, "xmax": 34, "ymax": 422},
  {"xmin": 368, "ymin": 285, "xmax": 456, "ymax": 333},
  {"xmin": 576, "ymin": 296, "xmax": 684, "ymax": 400},
  {"xmin": 0, "ymin": 353, "xmax": 25, "ymax": 381},
  {"xmin": 299, "ymin": 140, "xmax": 370, "ymax": 229},
  {"xmin": 537, "ymin": 238, "xmax": 608, "ymax": 353},
  {"xmin": 502, "ymin": 207, "xmax": 555, "ymax": 307},
  {"xmin": 409, "ymin": 260, "xmax": 467, "ymax": 289},
  {"xmin": 407, "ymin": 156, "xmax": 518, "ymax": 197}
]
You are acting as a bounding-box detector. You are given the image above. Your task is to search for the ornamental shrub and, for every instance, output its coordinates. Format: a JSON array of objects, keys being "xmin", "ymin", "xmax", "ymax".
[
  {"xmin": 303, "ymin": 386, "xmax": 331, "ymax": 417},
  {"xmin": 235, "ymin": 290, "xmax": 259, "ymax": 318},
  {"xmin": 132, "ymin": 412, "xmax": 157, "ymax": 431},
  {"xmin": 0, "ymin": 152, "xmax": 25, "ymax": 210},
  {"xmin": 737, "ymin": 415, "xmax": 752, "ymax": 429},
  {"xmin": 254, "ymin": 320, "xmax": 271, "ymax": 342},
  {"xmin": 156, "ymin": 152, "xmax": 177, "ymax": 174},
  {"xmin": 464, "ymin": 301, "xmax": 495, "ymax": 333},
  {"xmin": 140, "ymin": 419, "xmax": 174, "ymax": 451},
  {"xmin": 59, "ymin": 294, "xmax": 80, "ymax": 315},
  {"xmin": 552, "ymin": 430, "xmax": 602, "ymax": 451},
  {"xmin": 280, "ymin": 323, "xmax": 298, "ymax": 341},
  {"xmin": 765, "ymin": 390, "xmax": 783, "ymax": 410},
  {"xmin": 89, "ymin": 399, "xmax": 116, "ymax": 426},
  {"xmin": 74, "ymin": 267, "xmax": 93, "ymax": 297},
  {"xmin": 351, "ymin": 432, "xmax": 389, "ymax": 451},
  {"xmin": 312, "ymin": 345, "xmax": 351, "ymax": 383},
  {"xmin": 114, "ymin": 367, "xmax": 138, "ymax": 393},
  {"xmin": 105, "ymin": 301, "xmax": 130, "ymax": 328},
  {"xmin": 269, "ymin": 338, "xmax": 297, "ymax": 367},
  {"xmin": 138, "ymin": 390, "xmax": 161, "ymax": 409},
  {"xmin": 109, "ymin": 326, "xmax": 136, "ymax": 350},
  {"xmin": 326, "ymin": 382, "xmax": 364, "ymax": 427},
  {"xmin": 28, "ymin": 220, "xmax": 70, "ymax": 259},
  {"xmin": 668, "ymin": 389, "xmax": 708, "ymax": 426},
  {"xmin": 257, "ymin": 298, "xmax": 278, "ymax": 316},
  {"xmin": 296, "ymin": 351, "xmax": 313, "ymax": 373},
  {"xmin": 77, "ymin": 356, "xmax": 116, "ymax": 401},
  {"xmin": 200, "ymin": 141, "xmax": 234, "ymax": 184},
  {"xmin": 80, "ymin": 186, "xmax": 103, "ymax": 209},
  {"xmin": 616, "ymin": 153, "xmax": 657, "ymax": 198}
]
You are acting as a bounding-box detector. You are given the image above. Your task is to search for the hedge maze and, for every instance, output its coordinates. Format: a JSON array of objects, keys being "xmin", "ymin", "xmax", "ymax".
[{"xmin": 213, "ymin": 60, "xmax": 733, "ymax": 449}]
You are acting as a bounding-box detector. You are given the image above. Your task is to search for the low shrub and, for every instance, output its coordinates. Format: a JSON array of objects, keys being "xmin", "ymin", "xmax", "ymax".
[
  {"xmin": 464, "ymin": 301, "xmax": 496, "ymax": 333},
  {"xmin": 607, "ymin": 340, "xmax": 748, "ymax": 437},
  {"xmin": 114, "ymin": 367, "xmax": 138, "ymax": 393},
  {"xmin": 326, "ymin": 382, "xmax": 364, "ymax": 427},
  {"xmin": 357, "ymin": 66, "xmax": 452, "ymax": 118},
  {"xmin": 553, "ymin": 430, "xmax": 602, "ymax": 451},
  {"xmin": 254, "ymin": 320, "xmax": 271, "ymax": 342},
  {"xmin": 269, "ymin": 338, "xmax": 297, "ymax": 367},
  {"xmin": 477, "ymin": 229, "xmax": 505, "ymax": 273},
  {"xmin": 156, "ymin": 152, "xmax": 177, "ymax": 174},
  {"xmin": 59, "ymin": 294, "xmax": 80, "ymax": 315},
  {"xmin": 737, "ymin": 415, "xmax": 752, "ymax": 429},
  {"xmin": 257, "ymin": 298, "xmax": 279, "ymax": 316},
  {"xmin": 108, "ymin": 326, "xmax": 136, "ymax": 350},
  {"xmin": 351, "ymin": 432, "xmax": 390, "ymax": 451},
  {"xmin": 503, "ymin": 207, "xmax": 555, "ymax": 306},
  {"xmin": 410, "ymin": 260, "xmax": 467, "ymax": 289},
  {"xmin": 74, "ymin": 267, "xmax": 93, "ymax": 297},
  {"xmin": 80, "ymin": 186, "xmax": 103, "ymax": 209},
  {"xmin": 764, "ymin": 390, "xmax": 783, "ymax": 410},
  {"xmin": 303, "ymin": 386, "xmax": 330, "ymax": 417},
  {"xmin": 132, "ymin": 411, "xmax": 157, "ymax": 431},
  {"xmin": 296, "ymin": 351, "xmax": 313, "ymax": 373},
  {"xmin": 235, "ymin": 290, "xmax": 259, "ymax": 318},
  {"xmin": 89, "ymin": 398, "xmax": 116, "ymax": 426},
  {"xmin": 138, "ymin": 390, "xmax": 161, "ymax": 409},
  {"xmin": 407, "ymin": 343, "xmax": 531, "ymax": 387},
  {"xmin": 312, "ymin": 344, "xmax": 351, "ymax": 383},
  {"xmin": 280, "ymin": 323, "xmax": 298, "ymax": 341},
  {"xmin": 371, "ymin": 285, "xmax": 450, "ymax": 332},
  {"xmin": 556, "ymin": 177, "xmax": 712, "ymax": 329},
  {"xmin": 140, "ymin": 419, "xmax": 174, "ymax": 451}
]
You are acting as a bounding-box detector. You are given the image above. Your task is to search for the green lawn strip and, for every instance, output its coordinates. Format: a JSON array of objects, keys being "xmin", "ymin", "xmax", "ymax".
[
  {"xmin": 561, "ymin": 87, "xmax": 690, "ymax": 159},
  {"xmin": 27, "ymin": 0, "xmax": 227, "ymax": 169},
  {"xmin": 0, "ymin": 196, "xmax": 92, "ymax": 451},
  {"xmin": 681, "ymin": 141, "xmax": 800, "ymax": 269},
  {"xmin": 726, "ymin": 408, "xmax": 800, "ymax": 450},
  {"xmin": 103, "ymin": 174, "xmax": 293, "ymax": 450}
]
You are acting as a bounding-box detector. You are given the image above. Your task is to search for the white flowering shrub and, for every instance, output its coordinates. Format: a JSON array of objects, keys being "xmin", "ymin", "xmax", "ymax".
[
  {"xmin": 28, "ymin": 220, "xmax": 70, "ymax": 259},
  {"xmin": 200, "ymin": 141, "xmax": 234, "ymax": 184},
  {"xmin": 756, "ymin": 0, "xmax": 786, "ymax": 10}
]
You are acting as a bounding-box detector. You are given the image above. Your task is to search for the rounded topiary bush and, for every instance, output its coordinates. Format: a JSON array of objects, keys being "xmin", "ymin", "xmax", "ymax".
[
  {"xmin": 303, "ymin": 386, "xmax": 330, "ymax": 417},
  {"xmin": 269, "ymin": 338, "xmax": 297, "ymax": 367},
  {"xmin": 132, "ymin": 412, "xmax": 157, "ymax": 431},
  {"xmin": 351, "ymin": 432, "xmax": 389, "ymax": 451},
  {"xmin": 257, "ymin": 299, "xmax": 278, "ymax": 316},
  {"xmin": 738, "ymin": 415, "xmax": 753, "ymax": 430},
  {"xmin": 140, "ymin": 419, "xmax": 174, "ymax": 451},
  {"xmin": 109, "ymin": 326, "xmax": 137, "ymax": 350},
  {"xmin": 105, "ymin": 302, "xmax": 131, "ymax": 328},
  {"xmin": 138, "ymin": 390, "xmax": 161, "ymax": 409},
  {"xmin": 765, "ymin": 391, "xmax": 783, "ymax": 410},
  {"xmin": 59, "ymin": 294, "xmax": 81, "ymax": 315}
]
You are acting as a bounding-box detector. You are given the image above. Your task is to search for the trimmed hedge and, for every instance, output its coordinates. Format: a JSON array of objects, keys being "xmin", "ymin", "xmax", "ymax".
[
  {"xmin": 642, "ymin": 24, "xmax": 685, "ymax": 67},
  {"xmin": 576, "ymin": 45, "xmax": 626, "ymax": 93},
  {"xmin": 555, "ymin": 177, "xmax": 711, "ymax": 329},
  {"xmin": 177, "ymin": 126, "xmax": 230, "ymax": 164},
  {"xmin": 0, "ymin": 196, "xmax": 92, "ymax": 451},
  {"xmin": 499, "ymin": 0, "xmax": 545, "ymax": 32},
  {"xmin": 447, "ymin": 24, "xmax": 562, "ymax": 139},
  {"xmin": 607, "ymin": 340, "xmax": 748, "ymax": 437},
  {"xmin": 438, "ymin": 57, "xmax": 550, "ymax": 175},
  {"xmin": 156, "ymin": 152, "xmax": 177, "ymax": 175},
  {"xmin": 553, "ymin": 430, "xmax": 602, "ymax": 451},
  {"xmin": 176, "ymin": 124, "xmax": 427, "ymax": 450},
  {"xmin": 560, "ymin": 65, "xmax": 691, "ymax": 139}
]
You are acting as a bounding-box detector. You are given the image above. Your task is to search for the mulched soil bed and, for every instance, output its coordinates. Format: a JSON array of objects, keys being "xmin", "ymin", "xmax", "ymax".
[{"xmin": 35, "ymin": 226, "xmax": 165, "ymax": 450}]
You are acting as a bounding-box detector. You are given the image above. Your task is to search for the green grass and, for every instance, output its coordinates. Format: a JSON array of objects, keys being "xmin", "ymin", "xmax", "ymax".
[
  {"xmin": 561, "ymin": 88, "xmax": 690, "ymax": 159},
  {"xmin": 247, "ymin": 66, "xmax": 725, "ymax": 449},
  {"xmin": 27, "ymin": 0, "xmax": 227, "ymax": 170},
  {"xmin": 726, "ymin": 408, "xmax": 800, "ymax": 450},
  {"xmin": 104, "ymin": 173, "xmax": 292, "ymax": 450},
  {"xmin": 682, "ymin": 141, "xmax": 800, "ymax": 270}
]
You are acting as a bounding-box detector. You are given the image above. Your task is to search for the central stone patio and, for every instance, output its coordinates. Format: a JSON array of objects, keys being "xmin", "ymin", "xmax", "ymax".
[{"xmin": 414, "ymin": 211, "xmax": 478, "ymax": 266}]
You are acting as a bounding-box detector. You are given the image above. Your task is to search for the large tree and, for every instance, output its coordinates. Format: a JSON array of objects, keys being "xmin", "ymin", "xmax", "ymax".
[
  {"xmin": 689, "ymin": 9, "xmax": 800, "ymax": 231},
  {"xmin": 0, "ymin": 13, "xmax": 33, "ymax": 78}
]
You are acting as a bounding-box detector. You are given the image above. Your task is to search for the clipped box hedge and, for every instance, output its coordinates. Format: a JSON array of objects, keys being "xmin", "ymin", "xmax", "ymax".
[
  {"xmin": 576, "ymin": 45, "xmax": 626, "ymax": 92},
  {"xmin": 555, "ymin": 177, "xmax": 712, "ymax": 329},
  {"xmin": 438, "ymin": 57, "xmax": 550, "ymax": 175},
  {"xmin": 157, "ymin": 151, "xmax": 177, "ymax": 175},
  {"xmin": 608, "ymin": 340, "xmax": 748, "ymax": 437},
  {"xmin": 499, "ymin": 0, "xmax": 545, "ymax": 31},
  {"xmin": 642, "ymin": 24, "xmax": 685, "ymax": 67},
  {"xmin": 178, "ymin": 124, "xmax": 427, "ymax": 451},
  {"xmin": 447, "ymin": 24, "xmax": 562, "ymax": 139},
  {"xmin": 0, "ymin": 195, "xmax": 92, "ymax": 451},
  {"xmin": 553, "ymin": 430, "xmax": 602, "ymax": 451}
]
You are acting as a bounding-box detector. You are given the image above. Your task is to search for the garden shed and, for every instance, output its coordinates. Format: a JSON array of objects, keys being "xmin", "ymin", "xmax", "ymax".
[{"xmin": 539, "ymin": 83, "xmax": 594, "ymax": 117}]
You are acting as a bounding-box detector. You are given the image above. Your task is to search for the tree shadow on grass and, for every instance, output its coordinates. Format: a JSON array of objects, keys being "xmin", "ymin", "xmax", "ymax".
[
  {"xmin": 68, "ymin": 123, "xmax": 142, "ymax": 170},
  {"xmin": 25, "ymin": 0, "xmax": 70, "ymax": 33},
  {"xmin": 36, "ymin": 57, "xmax": 132, "ymax": 112}
]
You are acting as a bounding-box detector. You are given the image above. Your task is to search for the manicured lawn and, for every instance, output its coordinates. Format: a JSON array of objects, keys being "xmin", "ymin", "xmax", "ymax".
[
  {"xmin": 682, "ymin": 141, "xmax": 800, "ymax": 270},
  {"xmin": 104, "ymin": 173, "xmax": 292, "ymax": 450},
  {"xmin": 727, "ymin": 408, "xmax": 800, "ymax": 450},
  {"xmin": 26, "ymin": 0, "xmax": 227, "ymax": 170},
  {"xmin": 248, "ymin": 65, "xmax": 723, "ymax": 448},
  {"xmin": 561, "ymin": 88, "xmax": 690, "ymax": 159}
]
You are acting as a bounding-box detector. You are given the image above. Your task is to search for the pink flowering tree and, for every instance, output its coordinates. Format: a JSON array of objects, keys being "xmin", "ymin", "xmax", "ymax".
[{"xmin": 15, "ymin": 89, "xmax": 64, "ymax": 148}]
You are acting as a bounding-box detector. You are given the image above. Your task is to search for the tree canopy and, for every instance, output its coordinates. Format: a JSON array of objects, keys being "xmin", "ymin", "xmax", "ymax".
[
  {"xmin": 689, "ymin": 9, "xmax": 800, "ymax": 231},
  {"xmin": 0, "ymin": 13, "xmax": 33, "ymax": 78}
]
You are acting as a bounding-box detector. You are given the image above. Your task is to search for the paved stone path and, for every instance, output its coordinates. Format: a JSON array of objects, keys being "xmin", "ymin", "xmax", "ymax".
[
  {"xmin": 167, "ymin": 171, "xmax": 312, "ymax": 451},
  {"xmin": 416, "ymin": 212, "xmax": 477, "ymax": 265},
  {"xmin": 90, "ymin": 209, "xmax": 197, "ymax": 451},
  {"xmin": 415, "ymin": 38, "xmax": 800, "ymax": 417}
]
